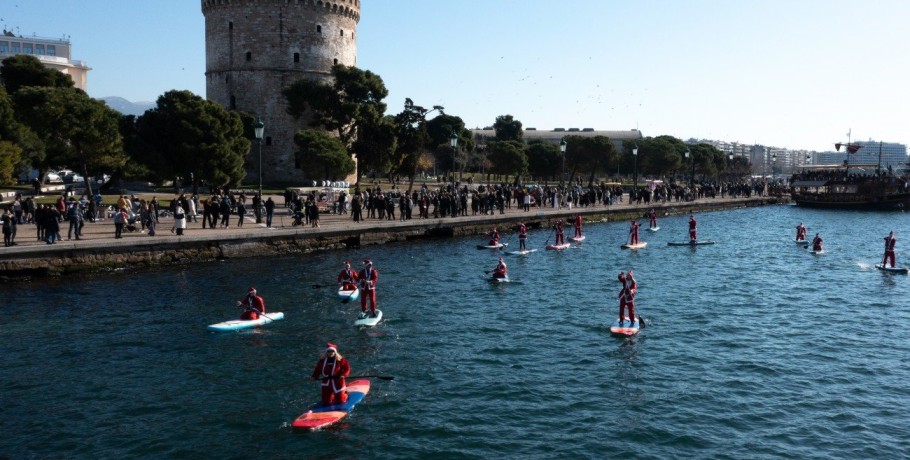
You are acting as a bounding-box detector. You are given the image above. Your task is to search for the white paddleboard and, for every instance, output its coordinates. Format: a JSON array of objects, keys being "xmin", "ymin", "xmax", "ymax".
[
  {"xmin": 647, "ymin": 226, "xmax": 660, "ymax": 232},
  {"xmin": 338, "ymin": 287, "xmax": 360, "ymax": 301},
  {"xmin": 569, "ymin": 235, "xmax": 586, "ymax": 242},
  {"xmin": 477, "ymin": 243, "xmax": 507, "ymax": 250},
  {"xmin": 207, "ymin": 312, "xmax": 285, "ymax": 332},
  {"xmin": 621, "ymin": 242, "xmax": 647, "ymax": 249},
  {"xmin": 546, "ymin": 243, "xmax": 571, "ymax": 250},
  {"xmin": 354, "ymin": 310, "xmax": 383, "ymax": 327},
  {"xmin": 506, "ymin": 249, "xmax": 538, "ymax": 255},
  {"xmin": 795, "ymin": 239, "xmax": 810, "ymax": 245},
  {"xmin": 875, "ymin": 263, "xmax": 909, "ymax": 274}
]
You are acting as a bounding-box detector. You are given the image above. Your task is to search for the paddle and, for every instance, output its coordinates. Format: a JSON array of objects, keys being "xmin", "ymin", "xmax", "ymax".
[
  {"xmin": 311, "ymin": 283, "xmax": 335, "ymax": 289},
  {"xmin": 341, "ymin": 288, "xmax": 358, "ymax": 304},
  {"xmin": 237, "ymin": 302, "xmax": 274, "ymax": 321}
]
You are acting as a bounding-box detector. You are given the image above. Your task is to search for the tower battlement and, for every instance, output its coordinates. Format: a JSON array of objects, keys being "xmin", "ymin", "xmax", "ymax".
[{"xmin": 201, "ymin": 0, "xmax": 360, "ymax": 22}]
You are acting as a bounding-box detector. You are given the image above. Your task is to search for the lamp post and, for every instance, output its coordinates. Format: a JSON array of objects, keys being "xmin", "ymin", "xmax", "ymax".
[
  {"xmin": 254, "ymin": 117, "xmax": 264, "ymax": 223},
  {"xmin": 449, "ymin": 131, "xmax": 458, "ymax": 191},
  {"xmin": 771, "ymin": 152, "xmax": 777, "ymax": 176},
  {"xmin": 559, "ymin": 138, "xmax": 567, "ymax": 186},
  {"xmin": 632, "ymin": 144, "xmax": 639, "ymax": 189}
]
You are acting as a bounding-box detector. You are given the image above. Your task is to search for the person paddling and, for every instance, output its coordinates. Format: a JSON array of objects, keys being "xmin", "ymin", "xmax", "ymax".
[
  {"xmin": 573, "ymin": 214, "xmax": 583, "ymax": 239},
  {"xmin": 796, "ymin": 222, "xmax": 807, "ymax": 241},
  {"xmin": 811, "ymin": 233, "xmax": 823, "ymax": 252},
  {"xmin": 358, "ymin": 259, "xmax": 379, "ymax": 318},
  {"xmin": 883, "ymin": 230, "xmax": 896, "ymax": 267},
  {"xmin": 518, "ymin": 223, "xmax": 528, "ymax": 250},
  {"xmin": 617, "ymin": 271, "xmax": 637, "ymax": 323},
  {"xmin": 649, "ymin": 209, "xmax": 658, "ymax": 229},
  {"xmin": 554, "ymin": 220, "xmax": 565, "ymax": 245},
  {"xmin": 487, "ymin": 227, "xmax": 500, "ymax": 246},
  {"xmin": 492, "ymin": 256, "xmax": 508, "ymax": 279},
  {"xmin": 311, "ymin": 343, "xmax": 351, "ymax": 406},
  {"xmin": 628, "ymin": 218, "xmax": 640, "ymax": 245},
  {"xmin": 237, "ymin": 286, "xmax": 266, "ymax": 320},
  {"xmin": 337, "ymin": 260, "xmax": 359, "ymax": 291},
  {"xmin": 688, "ymin": 215, "xmax": 698, "ymax": 242}
]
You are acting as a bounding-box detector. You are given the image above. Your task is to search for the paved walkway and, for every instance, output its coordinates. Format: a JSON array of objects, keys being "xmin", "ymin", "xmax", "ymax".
[{"xmin": 1, "ymin": 193, "xmax": 767, "ymax": 254}]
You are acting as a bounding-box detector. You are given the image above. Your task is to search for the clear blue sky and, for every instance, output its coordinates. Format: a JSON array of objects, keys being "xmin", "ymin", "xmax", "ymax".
[{"xmin": 5, "ymin": 0, "xmax": 909, "ymax": 152}]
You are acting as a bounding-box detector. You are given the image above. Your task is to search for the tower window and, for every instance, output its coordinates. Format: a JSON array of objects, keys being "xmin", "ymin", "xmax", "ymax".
[
  {"xmin": 266, "ymin": 137, "xmax": 273, "ymax": 146},
  {"xmin": 230, "ymin": 95, "xmax": 236, "ymax": 110},
  {"xmin": 340, "ymin": 29, "xmax": 344, "ymax": 37},
  {"xmin": 294, "ymin": 52, "xmax": 300, "ymax": 63},
  {"xmin": 245, "ymin": 51, "xmax": 252, "ymax": 62},
  {"xmin": 317, "ymin": 25, "xmax": 322, "ymax": 34},
  {"xmin": 229, "ymin": 21, "xmax": 233, "ymax": 30},
  {"xmin": 333, "ymin": 58, "xmax": 338, "ymax": 65}
]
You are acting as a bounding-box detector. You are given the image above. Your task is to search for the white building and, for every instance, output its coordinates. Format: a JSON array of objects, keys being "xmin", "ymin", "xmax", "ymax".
[{"xmin": 0, "ymin": 30, "xmax": 90, "ymax": 91}]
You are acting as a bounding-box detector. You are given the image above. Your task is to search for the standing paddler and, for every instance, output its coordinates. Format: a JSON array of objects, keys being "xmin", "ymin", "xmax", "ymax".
[
  {"xmin": 617, "ymin": 271, "xmax": 637, "ymax": 322},
  {"xmin": 796, "ymin": 222, "xmax": 807, "ymax": 241},
  {"xmin": 688, "ymin": 215, "xmax": 698, "ymax": 242},
  {"xmin": 358, "ymin": 259, "xmax": 379, "ymax": 318},
  {"xmin": 311, "ymin": 343, "xmax": 351, "ymax": 406},
  {"xmin": 883, "ymin": 230, "xmax": 897, "ymax": 267},
  {"xmin": 518, "ymin": 223, "xmax": 528, "ymax": 250},
  {"xmin": 573, "ymin": 214, "xmax": 583, "ymax": 239},
  {"xmin": 649, "ymin": 209, "xmax": 658, "ymax": 229},
  {"xmin": 628, "ymin": 219, "xmax": 640, "ymax": 245}
]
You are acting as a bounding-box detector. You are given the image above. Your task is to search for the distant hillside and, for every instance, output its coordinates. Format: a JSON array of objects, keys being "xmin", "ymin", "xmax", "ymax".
[{"xmin": 100, "ymin": 97, "xmax": 156, "ymax": 116}]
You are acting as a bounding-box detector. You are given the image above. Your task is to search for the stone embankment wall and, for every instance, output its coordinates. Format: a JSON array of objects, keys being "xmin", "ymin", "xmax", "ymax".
[{"xmin": 0, "ymin": 197, "xmax": 780, "ymax": 278}]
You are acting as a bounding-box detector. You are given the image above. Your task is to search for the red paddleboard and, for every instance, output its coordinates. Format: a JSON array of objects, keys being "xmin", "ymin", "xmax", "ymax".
[
  {"xmin": 610, "ymin": 316, "xmax": 641, "ymax": 336},
  {"xmin": 292, "ymin": 379, "xmax": 371, "ymax": 431},
  {"xmin": 569, "ymin": 235, "xmax": 586, "ymax": 242}
]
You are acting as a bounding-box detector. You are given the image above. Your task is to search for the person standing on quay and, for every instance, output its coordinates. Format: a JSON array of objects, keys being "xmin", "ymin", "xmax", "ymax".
[
  {"xmin": 358, "ymin": 259, "xmax": 379, "ymax": 318},
  {"xmin": 883, "ymin": 230, "xmax": 896, "ymax": 267},
  {"xmin": 114, "ymin": 207, "xmax": 127, "ymax": 239},
  {"xmin": 173, "ymin": 203, "xmax": 186, "ymax": 235},
  {"xmin": 265, "ymin": 196, "xmax": 275, "ymax": 228}
]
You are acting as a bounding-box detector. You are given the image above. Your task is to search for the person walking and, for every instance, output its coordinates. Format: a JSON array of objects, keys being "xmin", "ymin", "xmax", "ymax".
[
  {"xmin": 264, "ymin": 196, "xmax": 275, "ymax": 228},
  {"xmin": 114, "ymin": 207, "xmax": 127, "ymax": 239}
]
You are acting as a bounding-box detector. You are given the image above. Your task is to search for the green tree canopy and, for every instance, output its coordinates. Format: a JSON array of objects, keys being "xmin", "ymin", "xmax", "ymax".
[
  {"xmin": 284, "ymin": 64, "xmax": 388, "ymax": 148},
  {"xmin": 0, "ymin": 54, "xmax": 74, "ymax": 94},
  {"xmin": 134, "ymin": 90, "xmax": 249, "ymax": 189},
  {"xmin": 13, "ymin": 86, "xmax": 124, "ymax": 196},
  {"xmin": 391, "ymin": 98, "xmax": 432, "ymax": 187},
  {"xmin": 526, "ymin": 140, "xmax": 561, "ymax": 181},
  {"xmin": 0, "ymin": 82, "xmax": 43, "ymax": 178},
  {"xmin": 352, "ymin": 114, "xmax": 397, "ymax": 181},
  {"xmin": 488, "ymin": 140, "xmax": 528, "ymax": 181},
  {"xmin": 293, "ymin": 129, "xmax": 356, "ymax": 180},
  {"xmin": 563, "ymin": 135, "xmax": 615, "ymax": 185},
  {"xmin": 493, "ymin": 114, "xmax": 523, "ymax": 142},
  {"xmin": 0, "ymin": 140, "xmax": 20, "ymax": 185}
]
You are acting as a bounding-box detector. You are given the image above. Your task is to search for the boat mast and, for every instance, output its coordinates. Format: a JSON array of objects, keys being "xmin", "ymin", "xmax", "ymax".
[{"xmin": 878, "ymin": 141, "xmax": 883, "ymax": 176}]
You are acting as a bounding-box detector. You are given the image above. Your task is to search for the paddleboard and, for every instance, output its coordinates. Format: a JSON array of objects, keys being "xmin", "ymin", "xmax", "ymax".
[
  {"xmin": 621, "ymin": 242, "xmax": 648, "ymax": 249},
  {"xmin": 338, "ymin": 287, "xmax": 360, "ymax": 301},
  {"xmin": 207, "ymin": 312, "xmax": 285, "ymax": 332},
  {"xmin": 809, "ymin": 249, "xmax": 824, "ymax": 255},
  {"xmin": 546, "ymin": 243, "xmax": 572, "ymax": 250},
  {"xmin": 667, "ymin": 241, "xmax": 716, "ymax": 246},
  {"xmin": 354, "ymin": 310, "xmax": 383, "ymax": 327},
  {"xmin": 610, "ymin": 316, "xmax": 641, "ymax": 337},
  {"xmin": 795, "ymin": 239, "xmax": 810, "ymax": 245},
  {"xmin": 292, "ymin": 379, "xmax": 371, "ymax": 431},
  {"xmin": 569, "ymin": 235, "xmax": 586, "ymax": 242},
  {"xmin": 487, "ymin": 276, "xmax": 512, "ymax": 283},
  {"xmin": 647, "ymin": 226, "xmax": 660, "ymax": 232},
  {"xmin": 506, "ymin": 249, "xmax": 538, "ymax": 256},
  {"xmin": 875, "ymin": 263, "xmax": 910, "ymax": 274},
  {"xmin": 477, "ymin": 243, "xmax": 507, "ymax": 250}
]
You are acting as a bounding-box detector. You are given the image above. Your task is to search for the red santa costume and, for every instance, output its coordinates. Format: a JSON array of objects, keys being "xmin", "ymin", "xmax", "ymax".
[
  {"xmin": 337, "ymin": 261, "xmax": 359, "ymax": 290},
  {"xmin": 688, "ymin": 215, "xmax": 697, "ymax": 241},
  {"xmin": 238, "ymin": 287, "xmax": 266, "ymax": 320},
  {"xmin": 492, "ymin": 257, "xmax": 508, "ymax": 279},
  {"xmin": 488, "ymin": 228, "xmax": 500, "ymax": 246},
  {"xmin": 358, "ymin": 259, "xmax": 379, "ymax": 317},
  {"xmin": 812, "ymin": 233, "xmax": 823, "ymax": 252},
  {"xmin": 518, "ymin": 223, "xmax": 528, "ymax": 250},
  {"xmin": 573, "ymin": 215, "xmax": 583, "ymax": 238},
  {"xmin": 554, "ymin": 221, "xmax": 565, "ymax": 245},
  {"xmin": 883, "ymin": 231, "xmax": 896, "ymax": 267},
  {"xmin": 649, "ymin": 209, "xmax": 657, "ymax": 228},
  {"xmin": 629, "ymin": 219, "xmax": 640, "ymax": 244},
  {"xmin": 311, "ymin": 343, "xmax": 351, "ymax": 406},
  {"xmin": 796, "ymin": 223, "xmax": 807, "ymax": 241},
  {"xmin": 617, "ymin": 272, "xmax": 637, "ymax": 321}
]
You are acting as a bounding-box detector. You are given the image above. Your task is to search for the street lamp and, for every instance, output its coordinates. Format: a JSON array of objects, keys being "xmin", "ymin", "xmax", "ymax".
[
  {"xmin": 771, "ymin": 152, "xmax": 777, "ymax": 175},
  {"xmin": 559, "ymin": 138, "xmax": 567, "ymax": 186},
  {"xmin": 632, "ymin": 144, "xmax": 639, "ymax": 188},
  {"xmin": 449, "ymin": 131, "xmax": 458, "ymax": 191},
  {"xmin": 254, "ymin": 117, "xmax": 264, "ymax": 223}
]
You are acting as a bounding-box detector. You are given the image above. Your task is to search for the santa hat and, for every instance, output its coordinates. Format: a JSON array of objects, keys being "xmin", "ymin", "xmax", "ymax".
[
  {"xmin": 344, "ymin": 260, "xmax": 351, "ymax": 266},
  {"xmin": 618, "ymin": 272, "xmax": 626, "ymax": 281},
  {"xmin": 248, "ymin": 287, "xmax": 257, "ymax": 293},
  {"xmin": 363, "ymin": 259, "xmax": 372, "ymax": 265},
  {"xmin": 325, "ymin": 343, "xmax": 338, "ymax": 353}
]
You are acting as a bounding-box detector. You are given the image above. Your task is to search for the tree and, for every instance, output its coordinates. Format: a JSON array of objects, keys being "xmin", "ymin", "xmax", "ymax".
[
  {"xmin": 526, "ymin": 140, "xmax": 561, "ymax": 181},
  {"xmin": 0, "ymin": 55, "xmax": 74, "ymax": 94},
  {"xmin": 563, "ymin": 135, "xmax": 614, "ymax": 185},
  {"xmin": 134, "ymin": 90, "xmax": 249, "ymax": 190},
  {"xmin": 391, "ymin": 98, "xmax": 433, "ymax": 190},
  {"xmin": 493, "ymin": 114, "xmax": 523, "ymax": 142},
  {"xmin": 426, "ymin": 113, "xmax": 473, "ymax": 176},
  {"xmin": 13, "ymin": 87, "xmax": 124, "ymax": 197},
  {"xmin": 351, "ymin": 115, "xmax": 397, "ymax": 182},
  {"xmin": 488, "ymin": 140, "xmax": 528, "ymax": 181},
  {"xmin": 0, "ymin": 83, "xmax": 42, "ymax": 180},
  {"xmin": 293, "ymin": 130, "xmax": 356, "ymax": 180},
  {"xmin": 284, "ymin": 64, "xmax": 388, "ymax": 148},
  {"xmin": 0, "ymin": 140, "xmax": 20, "ymax": 185}
]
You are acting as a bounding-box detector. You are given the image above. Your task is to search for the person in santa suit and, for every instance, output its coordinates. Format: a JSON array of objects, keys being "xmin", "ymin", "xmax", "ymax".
[
  {"xmin": 553, "ymin": 220, "xmax": 565, "ymax": 245},
  {"xmin": 311, "ymin": 342, "xmax": 351, "ymax": 406},
  {"xmin": 811, "ymin": 233, "xmax": 823, "ymax": 252},
  {"xmin": 628, "ymin": 219, "xmax": 640, "ymax": 245},
  {"xmin": 491, "ymin": 256, "xmax": 508, "ymax": 279},
  {"xmin": 358, "ymin": 259, "xmax": 379, "ymax": 318},
  {"xmin": 573, "ymin": 214, "xmax": 583, "ymax": 238},
  {"xmin": 617, "ymin": 271, "xmax": 637, "ymax": 322},
  {"xmin": 883, "ymin": 230, "xmax": 896, "ymax": 267},
  {"xmin": 688, "ymin": 215, "xmax": 698, "ymax": 242},
  {"xmin": 649, "ymin": 209, "xmax": 658, "ymax": 229},
  {"xmin": 517, "ymin": 223, "xmax": 528, "ymax": 250},
  {"xmin": 337, "ymin": 260, "xmax": 359, "ymax": 291},
  {"xmin": 237, "ymin": 286, "xmax": 266, "ymax": 320},
  {"xmin": 796, "ymin": 222, "xmax": 807, "ymax": 241},
  {"xmin": 487, "ymin": 227, "xmax": 500, "ymax": 246}
]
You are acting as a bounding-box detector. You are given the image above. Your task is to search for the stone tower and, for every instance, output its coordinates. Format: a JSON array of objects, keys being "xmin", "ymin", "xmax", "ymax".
[{"xmin": 201, "ymin": 0, "xmax": 360, "ymax": 184}]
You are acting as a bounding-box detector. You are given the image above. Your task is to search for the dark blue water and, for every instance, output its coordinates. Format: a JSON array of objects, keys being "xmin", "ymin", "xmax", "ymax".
[{"xmin": 3, "ymin": 205, "xmax": 910, "ymax": 459}]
